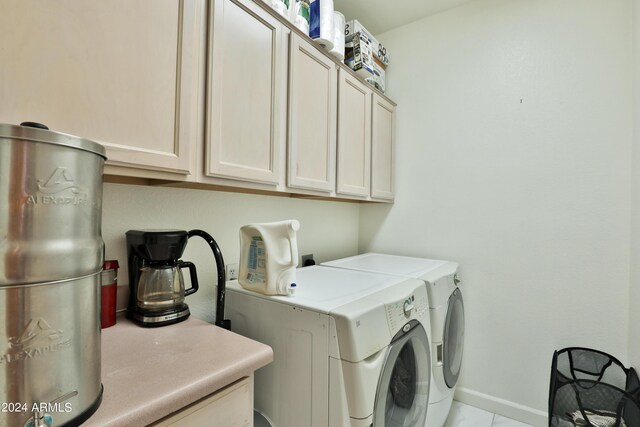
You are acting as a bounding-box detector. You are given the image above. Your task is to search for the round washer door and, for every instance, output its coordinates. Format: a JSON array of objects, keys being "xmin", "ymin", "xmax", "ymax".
[
  {"xmin": 373, "ymin": 320, "xmax": 431, "ymax": 427},
  {"xmin": 443, "ymin": 287, "xmax": 465, "ymax": 389}
]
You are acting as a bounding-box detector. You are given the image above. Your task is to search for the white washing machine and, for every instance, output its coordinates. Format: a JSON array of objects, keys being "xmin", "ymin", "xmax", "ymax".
[
  {"xmin": 323, "ymin": 254, "xmax": 464, "ymax": 427},
  {"xmin": 225, "ymin": 265, "xmax": 432, "ymax": 427}
]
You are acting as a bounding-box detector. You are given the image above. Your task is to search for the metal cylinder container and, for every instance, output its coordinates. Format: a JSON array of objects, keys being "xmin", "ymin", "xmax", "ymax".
[
  {"xmin": 0, "ymin": 274, "xmax": 103, "ymax": 427},
  {"xmin": 0, "ymin": 123, "xmax": 106, "ymax": 284},
  {"xmin": 0, "ymin": 123, "xmax": 106, "ymax": 427}
]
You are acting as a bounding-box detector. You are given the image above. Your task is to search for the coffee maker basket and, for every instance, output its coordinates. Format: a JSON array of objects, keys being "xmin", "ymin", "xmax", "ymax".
[{"xmin": 549, "ymin": 347, "xmax": 640, "ymax": 427}]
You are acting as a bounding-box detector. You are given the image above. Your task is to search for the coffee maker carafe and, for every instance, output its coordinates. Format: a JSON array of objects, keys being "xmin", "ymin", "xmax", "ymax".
[
  {"xmin": 137, "ymin": 258, "xmax": 198, "ymax": 311},
  {"xmin": 126, "ymin": 229, "xmax": 226, "ymax": 327}
]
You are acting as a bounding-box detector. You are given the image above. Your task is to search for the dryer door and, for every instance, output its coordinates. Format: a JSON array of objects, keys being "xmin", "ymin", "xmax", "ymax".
[
  {"xmin": 373, "ymin": 320, "xmax": 431, "ymax": 427},
  {"xmin": 443, "ymin": 287, "xmax": 464, "ymax": 389}
]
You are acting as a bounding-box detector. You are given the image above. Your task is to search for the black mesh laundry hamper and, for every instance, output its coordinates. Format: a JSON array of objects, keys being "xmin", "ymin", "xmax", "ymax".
[{"xmin": 549, "ymin": 347, "xmax": 640, "ymax": 427}]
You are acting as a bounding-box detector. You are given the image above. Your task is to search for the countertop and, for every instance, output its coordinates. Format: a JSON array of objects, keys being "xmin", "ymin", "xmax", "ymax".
[{"xmin": 86, "ymin": 316, "xmax": 273, "ymax": 426}]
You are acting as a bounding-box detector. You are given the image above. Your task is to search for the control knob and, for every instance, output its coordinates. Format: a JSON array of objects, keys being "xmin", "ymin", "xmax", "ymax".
[{"xmin": 403, "ymin": 298, "xmax": 414, "ymax": 317}]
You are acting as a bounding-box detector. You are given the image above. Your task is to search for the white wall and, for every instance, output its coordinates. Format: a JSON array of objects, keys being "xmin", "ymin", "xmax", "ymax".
[
  {"xmin": 102, "ymin": 183, "xmax": 360, "ymax": 323},
  {"xmin": 361, "ymin": 0, "xmax": 632, "ymax": 424},
  {"xmin": 631, "ymin": 0, "xmax": 640, "ymax": 368}
]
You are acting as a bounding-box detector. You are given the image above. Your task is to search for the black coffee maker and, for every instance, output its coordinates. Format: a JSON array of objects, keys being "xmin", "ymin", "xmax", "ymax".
[{"xmin": 126, "ymin": 229, "xmax": 229, "ymax": 328}]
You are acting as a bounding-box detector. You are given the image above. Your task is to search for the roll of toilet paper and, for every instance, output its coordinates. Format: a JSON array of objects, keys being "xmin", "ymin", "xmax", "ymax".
[
  {"xmin": 289, "ymin": 0, "xmax": 310, "ymax": 36},
  {"xmin": 329, "ymin": 11, "xmax": 345, "ymax": 61},
  {"xmin": 309, "ymin": 0, "xmax": 334, "ymax": 51}
]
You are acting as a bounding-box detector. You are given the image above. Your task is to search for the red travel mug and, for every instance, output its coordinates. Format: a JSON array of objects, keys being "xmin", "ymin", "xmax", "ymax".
[{"xmin": 101, "ymin": 260, "xmax": 119, "ymax": 328}]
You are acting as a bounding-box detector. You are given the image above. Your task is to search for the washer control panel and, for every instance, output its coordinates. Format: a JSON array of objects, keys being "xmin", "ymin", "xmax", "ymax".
[{"xmin": 385, "ymin": 283, "xmax": 428, "ymax": 334}]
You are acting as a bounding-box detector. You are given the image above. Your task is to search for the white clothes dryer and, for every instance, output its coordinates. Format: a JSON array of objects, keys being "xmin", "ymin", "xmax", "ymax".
[
  {"xmin": 323, "ymin": 254, "xmax": 464, "ymax": 427},
  {"xmin": 225, "ymin": 265, "xmax": 432, "ymax": 427}
]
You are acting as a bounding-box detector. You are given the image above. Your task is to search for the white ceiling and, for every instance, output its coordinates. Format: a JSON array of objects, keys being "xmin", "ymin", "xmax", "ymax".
[{"xmin": 332, "ymin": 0, "xmax": 476, "ymax": 35}]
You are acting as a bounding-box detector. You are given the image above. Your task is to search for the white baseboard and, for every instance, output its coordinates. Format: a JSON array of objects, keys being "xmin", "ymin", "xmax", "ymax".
[{"xmin": 454, "ymin": 387, "xmax": 547, "ymax": 427}]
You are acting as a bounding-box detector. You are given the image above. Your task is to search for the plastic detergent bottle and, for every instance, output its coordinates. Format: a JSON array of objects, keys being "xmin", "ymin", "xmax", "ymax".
[{"xmin": 238, "ymin": 220, "xmax": 300, "ymax": 296}]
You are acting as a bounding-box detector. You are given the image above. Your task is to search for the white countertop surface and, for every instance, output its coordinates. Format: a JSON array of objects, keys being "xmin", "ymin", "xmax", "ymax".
[{"xmin": 86, "ymin": 315, "xmax": 273, "ymax": 426}]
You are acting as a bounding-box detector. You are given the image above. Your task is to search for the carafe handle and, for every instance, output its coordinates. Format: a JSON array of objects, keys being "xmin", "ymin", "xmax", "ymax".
[{"xmin": 179, "ymin": 261, "xmax": 199, "ymax": 296}]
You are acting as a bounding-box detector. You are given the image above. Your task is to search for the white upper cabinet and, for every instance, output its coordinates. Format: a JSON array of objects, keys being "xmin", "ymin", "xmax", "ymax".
[
  {"xmin": 371, "ymin": 93, "xmax": 395, "ymax": 201},
  {"xmin": 287, "ymin": 33, "xmax": 337, "ymax": 193},
  {"xmin": 336, "ymin": 69, "xmax": 372, "ymax": 198},
  {"xmin": 2, "ymin": 0, "xmax": 396, "ymax": 201},
  {"xmin": 0, "ymin": 0, "xmax": 203, "ymax": 178},
  {"xmin": 205, "ymin": 0, "xmax": 288, "ymax": 186}
]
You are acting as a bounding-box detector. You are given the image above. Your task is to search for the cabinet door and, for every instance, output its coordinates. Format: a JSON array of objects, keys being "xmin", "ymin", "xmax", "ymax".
[
  {"xmin": 0, "ymin": 0, "xmax": 202, "ymax": 177},
  {"xmin": 206, "ymin": 0, "xmax": 287, "ymax": 185},
  {"xmin": 151, "ymin": 376, "xmax": 252, "ymax": 426},
  {"xmin": 336, "ymin": 70, "xmax": 372, "ymax": 198},
  {"xmin": 371, "ymin": 94, "xmax": 395, "ymax": 201},
  {"xmin": 287, "ymin": 33, "xmax": 337, "ymax": 192}
]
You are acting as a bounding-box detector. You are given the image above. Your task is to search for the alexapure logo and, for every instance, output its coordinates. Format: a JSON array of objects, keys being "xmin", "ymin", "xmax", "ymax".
[
  {"xmin": 26, "ymin": 167, "xmax": 89, "ymax": 206},
  {"xmin": 1, "ymin": 318, "xmax": 71, "ymax": 364},
  {"xmin": 37, "ymin": 167, "xmax": 80, "ymax": 194}
]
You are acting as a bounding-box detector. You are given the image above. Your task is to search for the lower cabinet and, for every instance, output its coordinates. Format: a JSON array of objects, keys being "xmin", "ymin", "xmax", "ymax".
[{"xmin": 150, "ymin": 376, "xmax": 253, "ymax": 427}]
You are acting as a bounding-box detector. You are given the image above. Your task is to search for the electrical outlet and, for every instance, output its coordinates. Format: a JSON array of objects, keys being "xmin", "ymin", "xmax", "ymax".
[
  {"xmin": 301, "ymin": 254, "xmax": 315, "ymax": 267},
  {"xmin": 225, "ymin": 263, "xmax": 238, "ymax": 280}
]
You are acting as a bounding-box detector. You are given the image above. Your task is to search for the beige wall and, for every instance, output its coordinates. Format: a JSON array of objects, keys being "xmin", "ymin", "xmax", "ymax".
[
  {"xmin": 102, "ymin": 182, "xmax": 360, "ymax": 323},
  {"xmin": 360, "ymin": 0, "xmax": 633, "ymax": 424}
]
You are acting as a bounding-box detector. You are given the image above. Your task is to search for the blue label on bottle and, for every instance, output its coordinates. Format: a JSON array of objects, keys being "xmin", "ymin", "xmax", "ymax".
[{"xmin": 309, "ymin": 0, "xmax": 320, "ymax": 39}]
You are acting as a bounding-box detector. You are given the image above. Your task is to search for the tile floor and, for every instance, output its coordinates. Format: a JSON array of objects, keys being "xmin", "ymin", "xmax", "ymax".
[{"xmin": 443, "ymin": 401, "xmax": 534, "ymax": 427}]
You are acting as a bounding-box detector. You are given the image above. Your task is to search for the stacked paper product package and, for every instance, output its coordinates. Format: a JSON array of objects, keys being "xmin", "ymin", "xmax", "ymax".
[
  {"xmin": 289, "ymin": 0, "xmax": 311, "ymax": 35},
  {"xmin": 309, "ymin": 0, "xmax": 335, "ymax": 50},
  {"xmin": 265, "ymin": 1, "xmax": 388, "ymax": 91},
  {"xmin": 329, "ymin": 11, "xmax": 346, "ymax": 62},
  {"xmin": 344, "ymin": 19, "xmax": 389, "ymax": 93},
  {"xmin": 267, "ymin": 0, "xmax": 311, "ymax": 35},
  {"xmin": 267, "ymin": 0, "xmax": 291, "ymax": 19},
  {"xmin": 307, "ymin": 0, "xmax": 346, "ymax": 63}
]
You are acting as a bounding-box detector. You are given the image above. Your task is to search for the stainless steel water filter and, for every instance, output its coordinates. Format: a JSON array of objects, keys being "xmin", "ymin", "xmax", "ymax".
[{"xmin": 0, "ymin": 123, "xmax": 106, "ymax": 427}]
